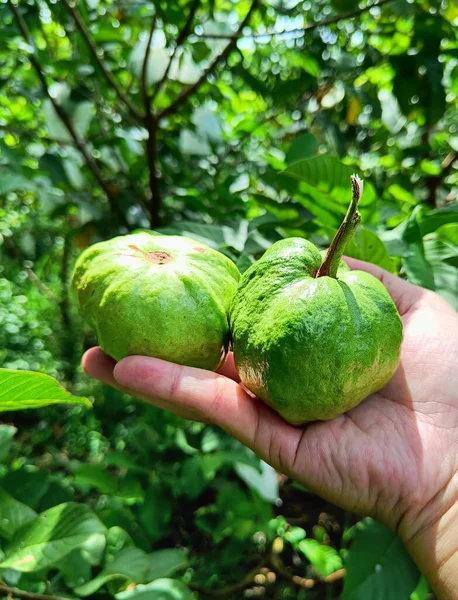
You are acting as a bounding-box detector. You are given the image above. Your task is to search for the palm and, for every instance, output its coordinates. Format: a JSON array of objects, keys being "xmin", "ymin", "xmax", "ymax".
[
  {"xmin": 83, "ymin": 258, "xmax": 458, "ymax": 539},
  {"xmin": 288, "ymin": 292, "xmax": 458, "ymax": 537}
]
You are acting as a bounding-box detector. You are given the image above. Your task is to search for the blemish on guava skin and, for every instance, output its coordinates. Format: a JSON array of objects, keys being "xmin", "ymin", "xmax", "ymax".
[
  {"xmin": 114, "ymin": 244, "xmax": 173, "ymax": 265},
  {"xmin": 192, "ymin": 246, "xmax": 207, "ymax": 253},
  {"xmin": 145, "ymin": 251, "xmax": 173, "ymax": 265}
]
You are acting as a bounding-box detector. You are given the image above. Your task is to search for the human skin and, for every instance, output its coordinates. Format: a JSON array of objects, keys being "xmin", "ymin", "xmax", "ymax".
[{"xmin": 82, "ymin": 257, "xmax": 458, "ymax": 599}]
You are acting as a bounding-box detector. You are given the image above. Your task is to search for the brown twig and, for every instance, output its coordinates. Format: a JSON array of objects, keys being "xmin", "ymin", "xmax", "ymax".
[
  {"xmin": 140, "ymin": 13, "xmax": 161, "ymax": 228},
  {"xmin": 159, "ymin": 0, "xmax": 259, "ymax": 120},
  {"xmin": 426, "ymin": 152, "xmax": 457, "ymax": 207},
  {"xmin": 150, "ymin": 0, "xmax": 201, "ymax": 104},
  {"xmin": 196, "ymin": 0, "xmax": 394, "ymax": 40},
  {"xmin": 0, "ymin": 584, "xmax": 70, "ymax": 600},
  {"xmin": 62, "ymin": 0, "xmax": 142, "ymax": 120},
  {"xmin": 140, "ymin": 13, "xmax": 157, "ymax": 112},
  {"xmin": 8, "ymin": 0, "xmax": 130, "ymax": 230},
  {"xmin": 188, "ymin": 561, "xmax": 264, "ymax": 597},
  {"xmin": 269, "ymin": 550, "xmax": 346, "ymax": 589},
  {"xmin": 2, "ymin": 236, "xmax": 59, "ymax": 304}
]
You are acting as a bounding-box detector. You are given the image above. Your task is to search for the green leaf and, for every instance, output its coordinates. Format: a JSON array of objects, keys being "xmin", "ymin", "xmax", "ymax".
[
  {"xmin": 282, "ymin": 156, "xmax": 375, "ymax": 208},
  {"xmin": 0, "ymin": 502, "xmax": 106, "ymax": 572},
  {"xmin": 0, "ymin": 470, "xmax": 50, "ymax": 510},
  {"xmin": 0, "ymin": 173, "xmax": 33, "ymax": 195},
  {"xmin": 0, "ymin": 369, "xmax": 91, "ymax": 412},
  {"xmin": 345, "ymin": 228, "xmax": 394, "ymax": 272},
  {"xmin": 402, "ymin": 246, "xmax": 435, "ymax": 290},
  {"xmin": 298, "ymin": 539, "xmax": 343, "ymax": 578},
  {"xmin": 342, "ymin": 519, "xmax": 420, "ymax": 600},
  {"xmin": 387, "ymin": 184, "xmax": 418, "ymax": 206},
  {"xmin": 76, "ymin": 547, "xmax": 188, "ymax": 596},
  {"xmin": 0, "ymin": 488, "xmax": 36, "ymax": 541},
  {"xmin": 73, "ymin": 464, "xmax": 118, "ymax": 495},
  {"xmin": 410, "ymin": 576, "xmax": 430, "ymax": 600},
  {"xmin": 38, "ymin": 153, "xmax": 69, "ymax": 185},
  {"xmin": 285, "ymin": 134, "xmax": 318, "ymax": 165},
  {"xmin": 0, "ymin": 425, "xmax": 17, "ymax": 463},
  {"xmin": 115, "ymin": 579, "xmax": 193, "ymax": 600},
  {"xmin": 417, "ymin": 204, "xmax": 458, "ymax": 237},
  {"xmin": 138, "ymin": 483, "xmax": 172, "ymax": 544}
]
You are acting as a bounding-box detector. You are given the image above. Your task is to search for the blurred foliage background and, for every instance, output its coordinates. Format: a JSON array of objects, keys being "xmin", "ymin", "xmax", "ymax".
[{"xmin": 0, "ymin": 0, "xmax": 457, "ymax": 598}]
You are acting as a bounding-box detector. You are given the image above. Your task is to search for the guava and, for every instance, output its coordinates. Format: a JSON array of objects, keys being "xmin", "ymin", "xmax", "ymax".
[
  {"xmin": 72, "ymin": 231, "xmax": 240, "ymax": 370},
  {"xmin": 230, "ymin": 176, "xmax": 403, "ymax": 425}
]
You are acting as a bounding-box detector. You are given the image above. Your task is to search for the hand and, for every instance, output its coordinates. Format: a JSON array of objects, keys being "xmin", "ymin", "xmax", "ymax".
[{"xmin": 83, "ymin": 258, "xmax": 458, "ymax": 599}]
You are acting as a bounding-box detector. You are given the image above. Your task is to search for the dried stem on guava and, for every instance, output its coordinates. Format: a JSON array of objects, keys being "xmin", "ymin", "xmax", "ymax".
[{"xmin": 316, "ymin": 174, "xmax": 363, "ymax": 278}]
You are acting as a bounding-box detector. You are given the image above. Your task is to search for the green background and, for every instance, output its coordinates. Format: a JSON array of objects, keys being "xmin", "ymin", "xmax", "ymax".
[{"xmin": 1, "ymin": 0, "xmax": 457, "ymax": 598}]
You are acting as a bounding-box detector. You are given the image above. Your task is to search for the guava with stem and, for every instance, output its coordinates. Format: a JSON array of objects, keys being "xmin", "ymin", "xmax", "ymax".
[{"xmin": 230, "ymin": 175, "xmax": 403, "ymax": 425}]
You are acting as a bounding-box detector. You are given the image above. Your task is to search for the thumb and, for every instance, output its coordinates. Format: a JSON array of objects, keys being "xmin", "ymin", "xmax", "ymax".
[{"xmin": 343, "ymin": 257, "xmax": 428, "ymax": 316}]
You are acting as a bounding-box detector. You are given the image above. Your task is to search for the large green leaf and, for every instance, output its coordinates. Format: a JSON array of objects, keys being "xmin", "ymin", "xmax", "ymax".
[
  {"xmin": 417, "ymin": 204, "xmax": 458, "ymax": 237},
  {"xmin": 282, "ymin": 156, "xmax": 375, "ymax": 207},
  {"xmin": 345, "ymin": 228, "xmax": 394, "ymax": 272},
  {"xmin": 0, "ymin": 173, "xmax": 34, "ymax": 195},
  {"xmin": 0, "ymin": 369, "xmax": 91, "ymax": 412},
  {"xmin": 75, "ymin": 547, "xmax": 188, "ymax": 596},
  {"xmin": 0, "ymin": 503, "xmax": 106, "ymax": 572},
  {"xmin": 285, "ymin": 133, "xmax": 318, "ymax": 165},
  {"xmin": 115, "ymin": 579, "xmax": 193, "ymax": 600},
  {"xmin": 0, "ymin": 488, "xmax": 36, "ymax": 541},
  {"xmin": 342, "ymin": 519, "xmax": 420, "ymax": 600},
  {"xmin": 73, "ymin": 465, "xmax": 118, "ymax": 495}
]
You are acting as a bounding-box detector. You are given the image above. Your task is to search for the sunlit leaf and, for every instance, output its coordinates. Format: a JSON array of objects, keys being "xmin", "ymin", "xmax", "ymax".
[
  {"xmin": 0, "ymin": 503, "xmax": 106, "ymax": 572},
  {"xmin": 0, "ymin": 369, "xmax": 91, "ymax": 412},
  {"xmin": 342, "ymin": 519, "xmax": 420, "ymax": 600}
]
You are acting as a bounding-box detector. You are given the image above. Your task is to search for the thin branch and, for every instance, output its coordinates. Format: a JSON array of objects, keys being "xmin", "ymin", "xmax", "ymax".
[
  {"xmin": 159, "ymin": 0, "xmax": 259, "ymax": 120},
  {"xmin": 2, "ymin": 236, "xmax": 59, "ymax": 304},
  {"xmin": 195, "ymin": 0, "xmax": 394, "ymax": 40},
  {"xmin": 426, "ymin": 151, "xmax": 457, "ymax": 207},
  {"xmin": 0, "ymin": 585, "xmax": 70, "ymax": 600},
  {"xmin": 140, "ymin": 13, "xmax": 157, "ymax": 111},
  {"xmin": 151, "ymin": 0, "xmax": 201, "ymax": 104},
  {"xmin": 269, "ymin": 551, "xmax": 346, "ymax": 589},
  {"xmin": 188, "ymin": 561, "xmax": 264, "ymax": 597},
  {"xmin": 140, "ymin": 13, "xmax": 162, "ymax": 228},
  {"xmin": 62, "ymin": 0, "xmax": 143, "ymax": 120},
  {"xmin": 8, "ymin": 0, "xmax": 130, "ymax": 230}
]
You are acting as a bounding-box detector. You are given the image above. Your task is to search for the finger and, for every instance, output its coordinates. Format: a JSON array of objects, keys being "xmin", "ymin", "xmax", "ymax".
[
  {"xmin": 82, "ymin": 347, "xmax": 117, "ymax": 387},
  {"xmin": 113, "ymin": 355, "xmax": 302, "ymax": 472},
  {"xmin": 217, "ymin": 352, "xmax": 240, "ymax": 382},
  {"xmin": 343, "ymin": 256, "xmax": 427, "ymax": 316},
  {"xmin": 82, "ymin": 347, "xmax": 201, "ymax": 421}
]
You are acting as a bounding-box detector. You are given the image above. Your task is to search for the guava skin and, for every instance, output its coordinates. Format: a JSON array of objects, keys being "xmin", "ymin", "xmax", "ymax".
[
  {"xmin": 72, "ymin": 232, "xmax": 240, "ymax": 371},
  {"xmin": 229, "ymin": 237, "xmax": 403, "ymax": 425}
]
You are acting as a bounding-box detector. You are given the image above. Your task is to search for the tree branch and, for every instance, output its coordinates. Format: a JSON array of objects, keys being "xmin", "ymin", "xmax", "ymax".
[
  {"xmin": 188, "ymin": 561, "xmax": 264, "ymax": 597},
  {"xmin": 140, "ymin": 13, "xmax": 157, "ymax": 112},
  {"xmin": 2, "ymin": 236, "xmax": 59, "ymax": 304},
  {"xmin": 196, "ymin": 0, "xmax": 393, "ymax": 40},
  {"xmin": 0, "ymin": 584, "xmax": 70, "ymax": 600},
  {"xmin": 426, "ymin": 152, "xmax": 457, "ymax": 207},
  {"xmin": 150, "ymin": 0, "xmax": 201, "ymax": 104},
  {"xmin": 159, "ymin": 0, "xmax": 259, "ymax": 120},
  {"xmin": 140, "ymin": 13, "xmax": 162, "ymax": 228},
  {"xmin": 8, "ymin": 0, "xmax": 130, "ymax": 230},
  {"xmin": 62, "ymin": 0, "xmax": 143, "ymax": 120}
]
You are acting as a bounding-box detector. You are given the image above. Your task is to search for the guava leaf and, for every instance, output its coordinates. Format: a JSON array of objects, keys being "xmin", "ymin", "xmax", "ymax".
[
  {"xmin": 0, "ymin": 369, "xmax": 91, "ymax": 412},
  {"xmin": 0, "ymin": 503, "xmax": 106, "ymax": 572},
  {"xmin": 342, "ymin": 519, "xmax": 420, "ymax": 600}
]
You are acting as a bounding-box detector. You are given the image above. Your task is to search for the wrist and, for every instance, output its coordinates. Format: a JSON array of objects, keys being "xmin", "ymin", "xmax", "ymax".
[{"xmin": 399, "ymin": 475, "xmax": 458, "ymax": 600}]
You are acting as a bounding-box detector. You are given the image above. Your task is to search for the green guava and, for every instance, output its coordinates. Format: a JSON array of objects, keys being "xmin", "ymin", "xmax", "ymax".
[
  {"xmin": 72, "ymin": 231, "xmax": 240, "ymax": 370},
  {"xmin": 230, "ymin": 176, "xmax": 403, "ymax": 425}
]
